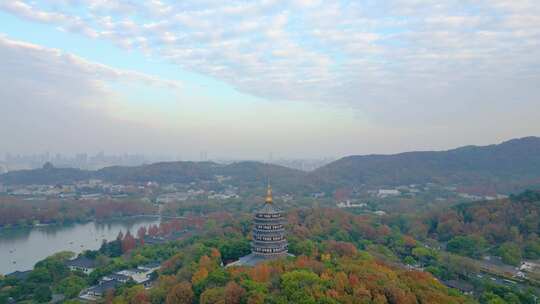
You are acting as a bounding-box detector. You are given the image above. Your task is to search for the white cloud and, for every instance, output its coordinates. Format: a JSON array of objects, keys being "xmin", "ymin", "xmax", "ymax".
[
  {"xmin": 0, "ymin": 35, "xmax": 187, "ymax": 153},
  {"xmin": 1, "ymin": 36, "xmax": 181, "ymax": 89},
  {"xmin": 0, "ymin": 35, "xmax": 389, "ymax": 158},
  {"xmin": 1, "ymin": 0, "xmax": 539, "ymax": 131}
]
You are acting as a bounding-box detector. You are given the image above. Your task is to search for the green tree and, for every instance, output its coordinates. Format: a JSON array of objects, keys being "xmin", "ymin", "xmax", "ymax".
[
  {"xmin": 33, "ymin": 285, "xmax": 52, "ymax": 303},
  {"xmin": 480, "ymin": 292, "xmax": 507, "ymax": 304},
  {"xmin": 55, "ymin": 275, "xmax": 87, "ymax": 298},
  {"xmin": 412, "ymin": 246, "xmax": 437, "ymax": 264},
  {"xmin": 447, "ymin": 235, "xmax": 487, "ymax": 258},
  {"xmin": 28, "ymin": 267, "xmax": 52, "ymax": 284},
  {"xmin": 499, "ymin": 243, "xmax": 522, "ymax": 266},
  {"xmin": 281, "ymin": 270, "xmax": 322, "ymax": 304},
  {"xmin": 200, "ymin": 287, "xmax": 225, "ymax": 304},
  {"xmin": 289, "ymin": 239, "xmax": 317, "ymax": 257},
  {"xmin": 403, "ymin": 256, "xmax": 416, "ymax": 265},
  {"xmin": 219, "ymin": 239, "xmax": 250, "ymax": 261},
  {"xmin": 523, "ymin": 240, "xmax": 540, "ymax": 259}
]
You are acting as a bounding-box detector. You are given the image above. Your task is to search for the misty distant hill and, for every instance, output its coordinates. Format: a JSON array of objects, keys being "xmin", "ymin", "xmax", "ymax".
[
  {"xmin": 0, "ymin": 164, "xmax": 91, "ymax": 185},
  {"xmin": 0, "ymin": 160, "xmax": 309, "ymax": 192},
  {"xmin": 1, "ymin": 136, "xmax": 540, "ymax": 194},
  {"xmin": 311, "ymin": 136, "xmax": 540, "ymax": 193},
  {"xmin": 96, "ymin": 161, "xmax": 220, "ymax": 183},
  {"xmin": 96, "ymin": 160, "xmax": 308, "ymax": 192}
]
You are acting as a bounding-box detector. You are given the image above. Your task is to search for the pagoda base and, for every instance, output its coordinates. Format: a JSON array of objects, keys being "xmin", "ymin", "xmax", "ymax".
[{"xmin": 225, "ymin": 253, "xmax": 293, "ymax": 267}]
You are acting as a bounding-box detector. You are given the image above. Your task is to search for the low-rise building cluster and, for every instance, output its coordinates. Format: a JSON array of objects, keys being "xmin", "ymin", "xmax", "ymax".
[
  {"xmin": 0, "ymin": 177, "xmax": 240, "ymax": 204},
  {"xmin": 63, "ymin": 254, "xmax": 162, "ymax": 300}
]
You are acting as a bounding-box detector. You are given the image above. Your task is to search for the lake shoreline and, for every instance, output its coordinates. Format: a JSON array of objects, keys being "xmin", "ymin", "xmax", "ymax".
[
  {"xmin": 0, "ymin": 213, "xmax": 161, "ymax": 231},
  {"xmin": 0, "ymin": 217, "xmax": 161, "ymax": 275}
]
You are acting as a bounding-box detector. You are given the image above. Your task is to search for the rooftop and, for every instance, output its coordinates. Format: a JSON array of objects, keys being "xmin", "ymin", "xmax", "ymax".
[
  {"xmin": 6, "ymin": 270, "xmax": 31, "ymax": 281},
  {"xmin": 226, "ymin": 253, "xmax": 294, "ymax": 267},
  {"xmin": 66, "ymin": 256, "xmax": 96, "ymax": 268},
  {"xmin": 86, "ymin": 279, "xmax": 121, "ymax": 295},
  {"xmin": 138, "ymin": 262, "xmax": 161, "ymax": 270},
  {"xmin": 255, "ymin": 202, "xmax": 282, "ymax": 215},
  {"xmin": 102, "ymin": 273, "xmax": 130, "ymax": 282},
  {"xmin": 443, "ymin": 280, "xmax": 474, "ymax": 293}
]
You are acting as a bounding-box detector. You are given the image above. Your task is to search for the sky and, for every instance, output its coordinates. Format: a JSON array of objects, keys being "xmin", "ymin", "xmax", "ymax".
[{"xmin": 0, "ymin": 0, "xmax": 539, "ymax": 160}]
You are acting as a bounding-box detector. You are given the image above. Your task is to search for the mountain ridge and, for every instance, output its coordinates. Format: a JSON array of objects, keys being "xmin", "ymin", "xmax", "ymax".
[
  {"xmin": 311, "ymin": 136, "xmax": 540, "ymax": 193},
  {"xmin": 1, "ymin": 136, "xmax": 539, "ymax": 194}
]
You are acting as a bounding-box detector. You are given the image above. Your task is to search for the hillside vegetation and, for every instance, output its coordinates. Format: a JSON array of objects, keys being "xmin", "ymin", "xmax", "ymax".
[
  {"xmin": 312, "ymin": 137, "xmax": 540, "ymax": 193},
  {"xmin": 397, "ymin": 190, "xmax": 540, "ymax": 266},
  {"xmin": 2, "ymin": 137, "xmax": 540, "ymax": 194},
  {"xmin": 0, "ymin": 161, "xmax": 311, "ymax": 193}
]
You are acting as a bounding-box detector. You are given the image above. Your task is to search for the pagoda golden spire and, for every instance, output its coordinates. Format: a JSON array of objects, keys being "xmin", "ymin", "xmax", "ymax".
[{"xmin": 265, "ymin": 183, "xmax": 273, "ymax": 204}]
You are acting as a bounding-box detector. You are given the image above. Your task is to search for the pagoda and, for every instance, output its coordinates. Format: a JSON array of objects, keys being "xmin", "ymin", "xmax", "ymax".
[
  {"xmin": 226, "ymin": 184, "xmax": 289, "ymax": 267},
  {"xmin": 251, "ymin": 185, "xmax": 288, "ymax": 256}
]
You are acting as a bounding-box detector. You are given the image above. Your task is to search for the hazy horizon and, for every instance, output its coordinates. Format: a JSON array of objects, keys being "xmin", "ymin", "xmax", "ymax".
[
  {"xmin": 1, "ymin": 1, "xmax": 539, "ymax": 159},
  {"xmin": 1, "ymin": 136, "xmax": 537, "ymax": 167}
]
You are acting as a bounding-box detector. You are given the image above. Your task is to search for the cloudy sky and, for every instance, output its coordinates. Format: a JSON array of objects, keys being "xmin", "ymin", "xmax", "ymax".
[{"xmin": 0, "ymin": 0, "xmax": 539, "ymax": 159}]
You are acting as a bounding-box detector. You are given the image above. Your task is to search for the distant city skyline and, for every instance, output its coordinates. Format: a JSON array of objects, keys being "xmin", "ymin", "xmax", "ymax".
[
  {"xmin": 1, "ymin": 1, "xmax": 539, "ymax": 158},
  {"xmin": 1, "ymin": 135, "xmax": 538, "ymax": 173},
  {"xmin": 0, "ymin": 151, "xmax": 336, "ymax": 172}
]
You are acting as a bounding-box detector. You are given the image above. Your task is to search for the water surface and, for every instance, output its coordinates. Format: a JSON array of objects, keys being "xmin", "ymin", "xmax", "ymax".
[{"xmin": 0, "ymin": 217, "xmax": 160, "ymax": 275}]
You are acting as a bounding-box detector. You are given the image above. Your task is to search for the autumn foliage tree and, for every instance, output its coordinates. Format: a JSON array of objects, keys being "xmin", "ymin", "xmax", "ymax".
[
  {"xmin": 249, "ymin": 263, "xmax": 271, "ymax": 283},
  {"xmin": 199, "ymin": 287, "xmax": 225, "ymax": 304},
  {"xmin": 165, "ymin": 282, "xmax": 193, "ymax": 304},
  {"xmin": 137, "ymin": 226, "xmax": 147, "ymax": 246},
  {"xmin": 192, "ymin": 268, "xmax": 209, "ymax": 285},
  {"xmin": 148, "ymin": 224, "xmax": 159, "ymax": 236},
  {"xmin": 224, "ymin": 282, "xmax": 245, "ymax": 304},
  {"xmin": 121, "ymin": 230, "xmax": 137, "ymax": 253}
]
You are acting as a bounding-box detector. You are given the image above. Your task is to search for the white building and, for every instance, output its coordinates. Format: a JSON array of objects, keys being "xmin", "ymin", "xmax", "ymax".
[
  {"xmin": 520, "ymin": 261, "xmax": 540, "ymax": 272},
  {"xmin": 337, "ymin": 200, "xmax": 367, "ymax": 208},
  {"xmin": 156, "ymin": 192, "xmax": 189, "ymax": 203},
  {"xmin": 377, "ymin": 189, "xmax": 400, "ymax": 198}
]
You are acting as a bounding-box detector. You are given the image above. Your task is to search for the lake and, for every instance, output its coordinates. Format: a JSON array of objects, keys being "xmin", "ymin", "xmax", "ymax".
[{"xmin": 0, "ymin": 217, "xmax": 160, "ymax": 275}]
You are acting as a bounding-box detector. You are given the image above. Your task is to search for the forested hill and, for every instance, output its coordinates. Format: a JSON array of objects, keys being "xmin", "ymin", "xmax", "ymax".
[
  {"xmin": 312, "ymin": 136, "xmax": 540, "ymax": 193},
  {"xmin": 97, "ymin": 161, "xmax": 309, "ymax": 192},
  {"xmin": 0, "ymin": 161, "xmax": 309, "ymax": 192},
  {"xmin": 0, "ymin": 164, "xmax": 91, "ymax": 185},
  {"xmin": 401, "ymin": 190, "xmax": 540, "ymax": 266},
  {"xmin": 2, "ymin": 136, "xmax": 540, "ymax": 193}
]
